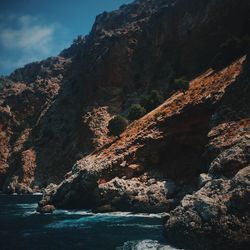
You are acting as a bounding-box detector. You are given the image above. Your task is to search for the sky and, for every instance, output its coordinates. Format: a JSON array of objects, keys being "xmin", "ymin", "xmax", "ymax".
[{"xmin": 0, "ymin": 0, "xmax": 133, "ymax": 76}]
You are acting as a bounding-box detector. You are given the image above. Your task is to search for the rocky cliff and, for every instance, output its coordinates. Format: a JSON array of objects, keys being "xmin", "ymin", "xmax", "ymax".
[
  {"xmin": 1, "ymin": 0, "xmax": 249, "ymax": 193},
  {"xmin": 0, "ymin": 0, "xmax": 250, "ymax": 249},
  {"xmin": 38, "ymin": 55, "xmax": 250, "ymax": 249}
]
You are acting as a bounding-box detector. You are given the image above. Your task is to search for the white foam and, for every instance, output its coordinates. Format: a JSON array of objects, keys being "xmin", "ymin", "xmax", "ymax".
[
  {"xmin": 94, "ymin": 211, "xmax": 167, "ymax": 218},
  {"xmin": 16, "ymin": 203, "xmax": 37, "ymax": 209},
  {"xmin": 45, "ymin": 211, "xmax": 165, "ymax": 229},
  {"xmin": 53, "ymin": 210, "xmax": 166, "ymax": 218},
  {"xmin": 32, "ymin": 192, "xmax": 43, "ymax": 195},
  {"xmin": 116, "ymin": 239, "xmax": 181, "ymax": 250},
  {"xmin": 54, "ymin": 209, "xmax": 93, "ymax": 216},
  {"xmin": 108, "ymin": 224, "xmax": 163, "ymax": 229}
]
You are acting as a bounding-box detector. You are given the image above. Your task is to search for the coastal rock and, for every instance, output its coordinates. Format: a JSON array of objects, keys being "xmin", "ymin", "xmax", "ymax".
[
  {"xmin": 165, "ymin": 169, "xmax": 250, "ymax": 249},
  {"xmin": 36, "ymin": 204, "xmax": 55, "ymax": 214},
  {"xmin": 2, "ymin": 176, "xmax": 32, "ymax": 194},
  {"xmin": 164, "ymin": 56, "xmax": 250, "ymax": 250},
  {"xmin": 37, "ymin": 55, "xmax": 250, "ymax": 249},
  {"xmin": 96, "ymin": 177, "xmax": 176, "ymax": 213}
]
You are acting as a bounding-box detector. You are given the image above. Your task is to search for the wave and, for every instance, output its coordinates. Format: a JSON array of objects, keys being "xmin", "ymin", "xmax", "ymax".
[
  {"xmin": 16, "ymin": 203, "xmax": 38, "ymax": 210},
  {"xmin": 45, "ymin": 211, "xmax": 166, "ymax": 229},
  {"xmin": 45, "ymin": 218, "xmax": 92, "ymax": 229},
  {"xmin": 108, "ymin": 223, "xmax": 163, "ymax": 229},
  {"xmin": 97, "ymin": 211, "xmax": 168, "ymax": 218},
  {"xmin": 54, "ymin": 210, "xmax": 167, "ymax": 218},
  {"xmin": 32, "ymin": 192, "xmax": 43, "ymax": 195},
  {"xmin": 116, "ymin": 239, "xmax": 181, "ymax": 250}
]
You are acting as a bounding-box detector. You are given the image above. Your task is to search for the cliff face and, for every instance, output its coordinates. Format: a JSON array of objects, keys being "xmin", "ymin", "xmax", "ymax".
[
  {"xmin": 1, "ymin": 0, "xmax": 249, "ymax": 193},
  {"xmin": 39, "ymin": 55, "xmax": 250, "ymax": 249},
  {"xmin": 0, "ymin": 0, "xmax": 250, "ymax": 248}
]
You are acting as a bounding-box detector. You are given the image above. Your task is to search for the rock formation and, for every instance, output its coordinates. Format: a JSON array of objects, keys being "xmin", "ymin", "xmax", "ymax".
[
  {"xmin": 37, "ymin": 55, "xmax": 249, "ymax": 249},
  {"xmin": 0, "ymin": 0, "xmax": 250, "ymax": 249}
]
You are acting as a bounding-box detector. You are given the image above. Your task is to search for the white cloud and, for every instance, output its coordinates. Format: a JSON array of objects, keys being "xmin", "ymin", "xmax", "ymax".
[{"xmin": 0, "ymin": 15, "xmax": 61, "ymax": 74}]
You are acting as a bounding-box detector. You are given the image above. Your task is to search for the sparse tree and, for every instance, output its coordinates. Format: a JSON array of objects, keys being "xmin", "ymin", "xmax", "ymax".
[
  {"xmin": 128, "ymin": 104, "xmax": 146, "ymax": 121},
  {"xmin": 140, "ymin": 90, "xmax": 164, "ymax": 112},
  {"xmin": 173, "ymin": 78, "xmax": 189, "ymax": 92},
  {"xmin": 108, "ymin": 115, "xmax": 128, "ymax": 137}
]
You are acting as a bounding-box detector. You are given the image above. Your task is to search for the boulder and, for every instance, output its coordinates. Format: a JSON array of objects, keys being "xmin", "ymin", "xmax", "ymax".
[
  {"xmin": 96, "ymin": 177, "xmax": 177, "ymax": 213},
  {"xmin": 36, "ymin": 204, "xmax": 55, "ymax": 214}
]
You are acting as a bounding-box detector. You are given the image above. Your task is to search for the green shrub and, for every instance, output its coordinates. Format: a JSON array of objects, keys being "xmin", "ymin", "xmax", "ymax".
[
  {"xmin": 140, "ymin": 90, "xmax": 164, "ymax": 112},
  {"xmin": 128, "ymin": 104, "xmax": 146, "ymax": 121},
  {"xmin": 173, "ymin": 78, "xmax": 189, "ymax": 92},
  {"xmin": 108, "ymin": 115, "xmax": 128, "ymax": 137}
]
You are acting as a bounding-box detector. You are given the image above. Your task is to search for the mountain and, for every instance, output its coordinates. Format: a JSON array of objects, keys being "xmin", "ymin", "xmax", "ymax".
[{"xmin": 0, "ymin": 0, "xmax": 249, "ymax": 249}]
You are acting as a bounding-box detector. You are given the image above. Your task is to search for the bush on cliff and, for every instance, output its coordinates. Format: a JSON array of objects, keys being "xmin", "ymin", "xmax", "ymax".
[
  {"xmin": 140, "ymin": 90, "xmax": 164, "ymax": 112},
  {"xmin": 108, "ymin": 115, "xmax": 128, "ymax": 137},
  {"xmin": 173, "ymin": 78, "xmax": 189, "ymax": 92},
  {"xmin": 128, "ymin": 104, "xmax": 146, "ymax": 121}
]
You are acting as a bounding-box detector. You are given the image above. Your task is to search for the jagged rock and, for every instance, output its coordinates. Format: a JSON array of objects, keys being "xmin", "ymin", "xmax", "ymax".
[
  {"xmin": 37, "ymin": 55, "xmax": 250, "ymax": 249},
  {"xmin": 15, "ymin": 183, "xmax": 33, "ymax": 194},
  {"xmin": 2, "ymin": 176, "xmax": 33, "ymax": 194},
  {"xmin": 96, "ymin": 177, "xmax": 176, "ymax": 213},
  {"xmin": 36, "ymin": 204, "xmax": 55, "ymax": 214},
  {"xmin": 81, "ymin": 106, "xmax": 112, "ymax": 153},
  {"xmin": 1, "ymin": 0, "xmax": 249, "ymax": 192},
  {"xmin": 42, "ymin": 56, "xmax": 249, "ymax": 205},
  {"xmin": 198, "ymin": 173, "xmax": 212, "ymax": 188},
  {"xmin": 165, "ymin": 168, "xmax": 250, "ymax": 249}
]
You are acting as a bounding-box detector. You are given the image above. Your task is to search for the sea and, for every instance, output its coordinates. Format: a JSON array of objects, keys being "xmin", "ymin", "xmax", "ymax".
[{"xmin": 0, "ymin": 195, "xmax": 181, "ymax": 250}]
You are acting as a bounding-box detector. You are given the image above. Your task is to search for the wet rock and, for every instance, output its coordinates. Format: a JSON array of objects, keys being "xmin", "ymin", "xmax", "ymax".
[
  {"xmin": 15, "ymin": 183, "xmax": 33, "ymax": 194},
  {"xmin": 36, "ymin": 204, "xmax": 55, "ymax": 214},
  {"xmin": 2, "ymin": 176, "xmax": 32, "ymax": 194},
  {"xmin": 92, "ymin": 204, "xmax": 116, "ymax": 213}
]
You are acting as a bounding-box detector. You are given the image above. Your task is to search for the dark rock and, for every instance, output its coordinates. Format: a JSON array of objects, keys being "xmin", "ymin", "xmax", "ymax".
[
  {"xmin": 92, "ymin": 204, "xmax": 116, "ymax": 213},
  {"xmin": 96, "ymin": 177, "xmax": 176, "ymax": 213},
  {"xmin": 36, "ymin": 204, "xmax": 55, "ymax": 214},
  {"xmin": 165, "ymin": 170, "xmax": 250, "ymax": 250}
]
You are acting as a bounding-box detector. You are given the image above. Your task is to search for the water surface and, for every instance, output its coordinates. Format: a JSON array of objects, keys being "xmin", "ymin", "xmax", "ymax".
[{"xmin": 0, "ymin": 195, "xmax": 179, "ymax": 250}]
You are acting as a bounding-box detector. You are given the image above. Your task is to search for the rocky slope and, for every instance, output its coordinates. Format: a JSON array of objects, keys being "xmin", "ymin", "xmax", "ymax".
[
  {"xmin": 38, "ymin": 55, "xmax": 250, "ymax": 249},
  {"xmin": 39, "ymin": 54, "xmax": 249, "ymax": 246},
  {"xmin": 0, "ymin": 0, "xmax": 250, "ymax": 248},
  {"xmin": 1, "ymin": 0, "xmax": 249, "ymax": 193}
]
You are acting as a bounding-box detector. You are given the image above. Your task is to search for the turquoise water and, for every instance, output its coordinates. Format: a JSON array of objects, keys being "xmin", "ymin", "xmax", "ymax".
[{"xmin": 0, "ymin": 195, "xmax": 180, "ymax": 250}]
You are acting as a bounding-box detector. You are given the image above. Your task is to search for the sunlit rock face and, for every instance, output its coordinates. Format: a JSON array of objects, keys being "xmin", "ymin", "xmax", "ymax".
[{"xmin": 1, "ymin": 0, "xmax": 249, "ymax": 193}]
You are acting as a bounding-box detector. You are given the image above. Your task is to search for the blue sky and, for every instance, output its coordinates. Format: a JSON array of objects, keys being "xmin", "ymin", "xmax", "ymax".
[{"xmin": 0, "ymin": 0, "xmax": 133, "ymax": 76}]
